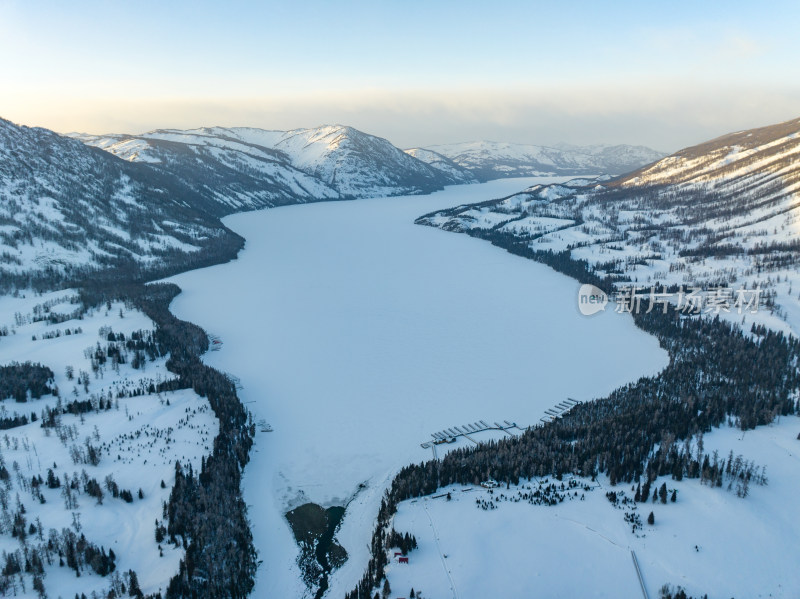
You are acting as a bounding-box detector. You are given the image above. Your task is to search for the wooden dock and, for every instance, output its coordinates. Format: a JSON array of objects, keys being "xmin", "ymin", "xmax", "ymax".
[
  {"xmin": 539, "ymin": 397, "xmax": 580, "ymax": 423},
  {"xmin": 420, "ymin": 419, "xmax": 524, "ymax": 455}
]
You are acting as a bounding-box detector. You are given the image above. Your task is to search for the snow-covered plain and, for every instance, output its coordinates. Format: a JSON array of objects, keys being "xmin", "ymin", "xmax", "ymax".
[
  {"xmin": 0, "ymin": 291, "xmax": 217, "ymax": 598},
  {"xmin": 166, "ymin": 178, "xmax": 669, "ymax": 597},
  {"xmin": 386, "ymin": 416, "xmax": 800, "ymax": 599}
]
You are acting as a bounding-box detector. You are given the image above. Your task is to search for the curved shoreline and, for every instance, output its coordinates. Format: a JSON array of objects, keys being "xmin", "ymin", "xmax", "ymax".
[{"xmin": 165, "ymin": 178, "xmax": 668, "ymax": 597}]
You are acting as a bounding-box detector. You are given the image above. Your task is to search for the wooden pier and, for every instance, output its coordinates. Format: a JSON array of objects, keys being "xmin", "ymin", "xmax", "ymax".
[
  {"xmin": 421, "ymin": 420, "xmax": 525, "ymax": 458},
  {"xmin": 539, "ymin": 398, "xmax": 580, "ymax": 424}
]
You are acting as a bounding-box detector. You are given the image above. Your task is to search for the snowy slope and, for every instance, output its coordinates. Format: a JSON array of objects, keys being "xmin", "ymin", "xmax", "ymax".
[
  {"xmin": 0, "ymin": 118, "xmax": 240, "ymax": 291},
  {"xmin": 620, "ymin": 117, "xmax": 800, "ymax": 187},
  {"xmin": 418, "ymin": 116, "xmax": 800, "ymax": 336},
  {"xmin": 419, "ymin": 140, "xmax": 664, "ymax": 181},
  {"xmin": 73, "ymin": 125, "xmax": 466, "ymax": 212},
  {"xmin": 386, "ymin": 416, "xmax": 800, "ymax": 599},
  {"xmin": 403, "ymin": 148, "xmax": 477, "ymax": 184}
]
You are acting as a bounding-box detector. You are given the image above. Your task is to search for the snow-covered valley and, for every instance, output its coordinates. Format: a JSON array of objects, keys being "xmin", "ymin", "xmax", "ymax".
[{"xmin": 165, "ymin": 178, "xmax": 669, "ymax": 597}]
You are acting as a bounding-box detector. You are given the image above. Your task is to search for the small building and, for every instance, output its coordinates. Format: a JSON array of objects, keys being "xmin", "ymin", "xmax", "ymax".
[
  {"xmin": 398, "ymin": 557, "xmax": 409, "ymax": 564},
  {"xmin": 480, "ymin": 479, "xmax": 498, "ymax": 489}
]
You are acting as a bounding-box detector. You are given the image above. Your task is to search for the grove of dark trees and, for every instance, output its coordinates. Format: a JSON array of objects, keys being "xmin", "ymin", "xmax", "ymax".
[{"xmin": 0, "ymin": 362, "xmax": 55, "ymax": 403}]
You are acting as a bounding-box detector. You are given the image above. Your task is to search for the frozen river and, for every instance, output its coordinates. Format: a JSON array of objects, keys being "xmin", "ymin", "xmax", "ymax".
[{"xmin": 167, "ymin": 178, "xmax": 668, "ymax": 597}]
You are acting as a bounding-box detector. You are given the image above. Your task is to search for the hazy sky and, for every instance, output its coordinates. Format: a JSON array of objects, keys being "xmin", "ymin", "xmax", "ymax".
[{"xmin": 2, "ymin": 0, "xmax": 799, "ymax": 151}]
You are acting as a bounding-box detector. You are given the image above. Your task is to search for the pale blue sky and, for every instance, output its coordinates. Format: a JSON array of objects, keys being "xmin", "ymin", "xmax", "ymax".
[{"xmin": 2, "ymin": 0, "xmax": 799, "ymax": 150}]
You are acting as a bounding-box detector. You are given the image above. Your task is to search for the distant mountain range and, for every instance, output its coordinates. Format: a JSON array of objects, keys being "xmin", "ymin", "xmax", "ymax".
[
  {"xmin": 407, "ymin": 141, "xmax": 665, "ymax": 181},
  {"xmin": 2, "ymin": 122, "xmax": 474, "ymax": 288},
  {"xmin": 74, "ymin": 127, "xmax": 665, "ymax": 211},
  {"xmin": 71, "ymin": 125, "xmax": 470, "ymax": 214}
]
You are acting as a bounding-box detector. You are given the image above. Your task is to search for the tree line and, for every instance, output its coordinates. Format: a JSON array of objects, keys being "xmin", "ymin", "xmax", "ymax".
[{"xmin": 79, "ymin": 281, "xmax": 257, "ymax": 599}]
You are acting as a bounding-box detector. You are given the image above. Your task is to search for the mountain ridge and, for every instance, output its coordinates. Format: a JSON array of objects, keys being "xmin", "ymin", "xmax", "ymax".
[
  {"xmin": 71, "ymin": 124, "xmax": 472, "ymax": 214},
  {"xmin": 409, "ymin": 139, "xmax": 665, "ymax": 181}
]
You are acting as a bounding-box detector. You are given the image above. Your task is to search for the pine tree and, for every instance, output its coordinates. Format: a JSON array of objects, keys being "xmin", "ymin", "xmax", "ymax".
[
  {"xmin": 128, "ymin": 569, "xmax": 143, "ymax": 597},
  {"xmin": 647, "ymin": 511, "xmax": 655, "ymax": 525}
]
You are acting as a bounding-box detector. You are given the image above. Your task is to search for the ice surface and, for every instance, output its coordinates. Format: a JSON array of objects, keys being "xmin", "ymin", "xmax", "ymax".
[{"xmin": 166, "ymin": 179, "xmax": 668, "ymax": 597}]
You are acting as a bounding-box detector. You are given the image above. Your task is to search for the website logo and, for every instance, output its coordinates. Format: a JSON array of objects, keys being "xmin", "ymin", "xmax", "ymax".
[{"xmin": 578, "ymin": 284, "xmax": 608, "ymax": 316}]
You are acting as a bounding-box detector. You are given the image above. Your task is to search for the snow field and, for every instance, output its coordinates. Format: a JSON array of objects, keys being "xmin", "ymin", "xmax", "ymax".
[
  {"xmin": 0, "ymin": 291, "xmax": 217, "ymax": 598},
  {"xmin": 386, "ymin": 417, "xmax": 800, "ymax": 599}
]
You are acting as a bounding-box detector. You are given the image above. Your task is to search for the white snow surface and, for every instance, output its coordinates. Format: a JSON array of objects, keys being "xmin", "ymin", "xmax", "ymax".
[
  {"xmin": 387, "ymin": 416, "xmax": 800, "ymax": 599},
  {"xmin": 165, "ymin": 179, "xmax": 668, "ymax": 597}
]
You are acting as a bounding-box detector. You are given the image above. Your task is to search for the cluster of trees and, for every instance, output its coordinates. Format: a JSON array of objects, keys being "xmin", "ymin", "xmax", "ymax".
[
  {"xmin": 0, "ymin": 413, "xmax": 31, "ymax": 431},
  {"xmin": 32, "ymin": 326, "xmax": 82, "ymax": 341},
  {"xmin": 385, "ymin": 529, "xmax": 417, "ymax": 555},
  {"xmin": 0, "ymin": 362, "xmax": 55, "ymax": 403},
  {"xmin": 39, "ymin": 396, "xmax": 115, "ymax": 429},
  {"xmin": 475, "ymin": 479, "xmax": 592, "ymax": 512},
  {"xmin": 0, "ymin": 527, "xmax": 116, "ymax": 593},
  {"xmin": 86, "ymin": 327, "xmax": 168, "ymax": 374},
  {"xmin": 659, "ymin": 583, "xmax": 709, "ymax": 599}
]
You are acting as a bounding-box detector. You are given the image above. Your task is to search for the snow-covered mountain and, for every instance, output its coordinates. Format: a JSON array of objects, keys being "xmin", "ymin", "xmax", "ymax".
[
  {"xmin": 412, "ymin": 140, "xmax": 665, "ymax": 181},
  {"xmin": 1, "ymin": 118, "xmax": 479, "ymax": 291},
  {"xmin": 618, "ymin": 117, "xmax": 800, "ymax": 189},
  {"xmin": 73, "ymin": 125, "xmax": 469, "ymax": 213},
  {"xmin": 403, "ymin": 147, "xmax": 477, "ymax": 183},
  {"xmin": 417, "ymin": 116, "xmax": 800, "ymax": 335},
  {"xmin": 0, "ymin": 118, "xmax": 240, "ymax": 290}
]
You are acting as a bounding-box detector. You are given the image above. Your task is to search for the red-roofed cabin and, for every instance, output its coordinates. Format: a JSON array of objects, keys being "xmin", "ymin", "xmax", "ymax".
[
  {"xmin": 398, "ymin": 557, "xmax": 409, "ymax": 564},
  {"xmin": 394, "ymin": 551, "xmax": 403, "ymax": 557}
]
